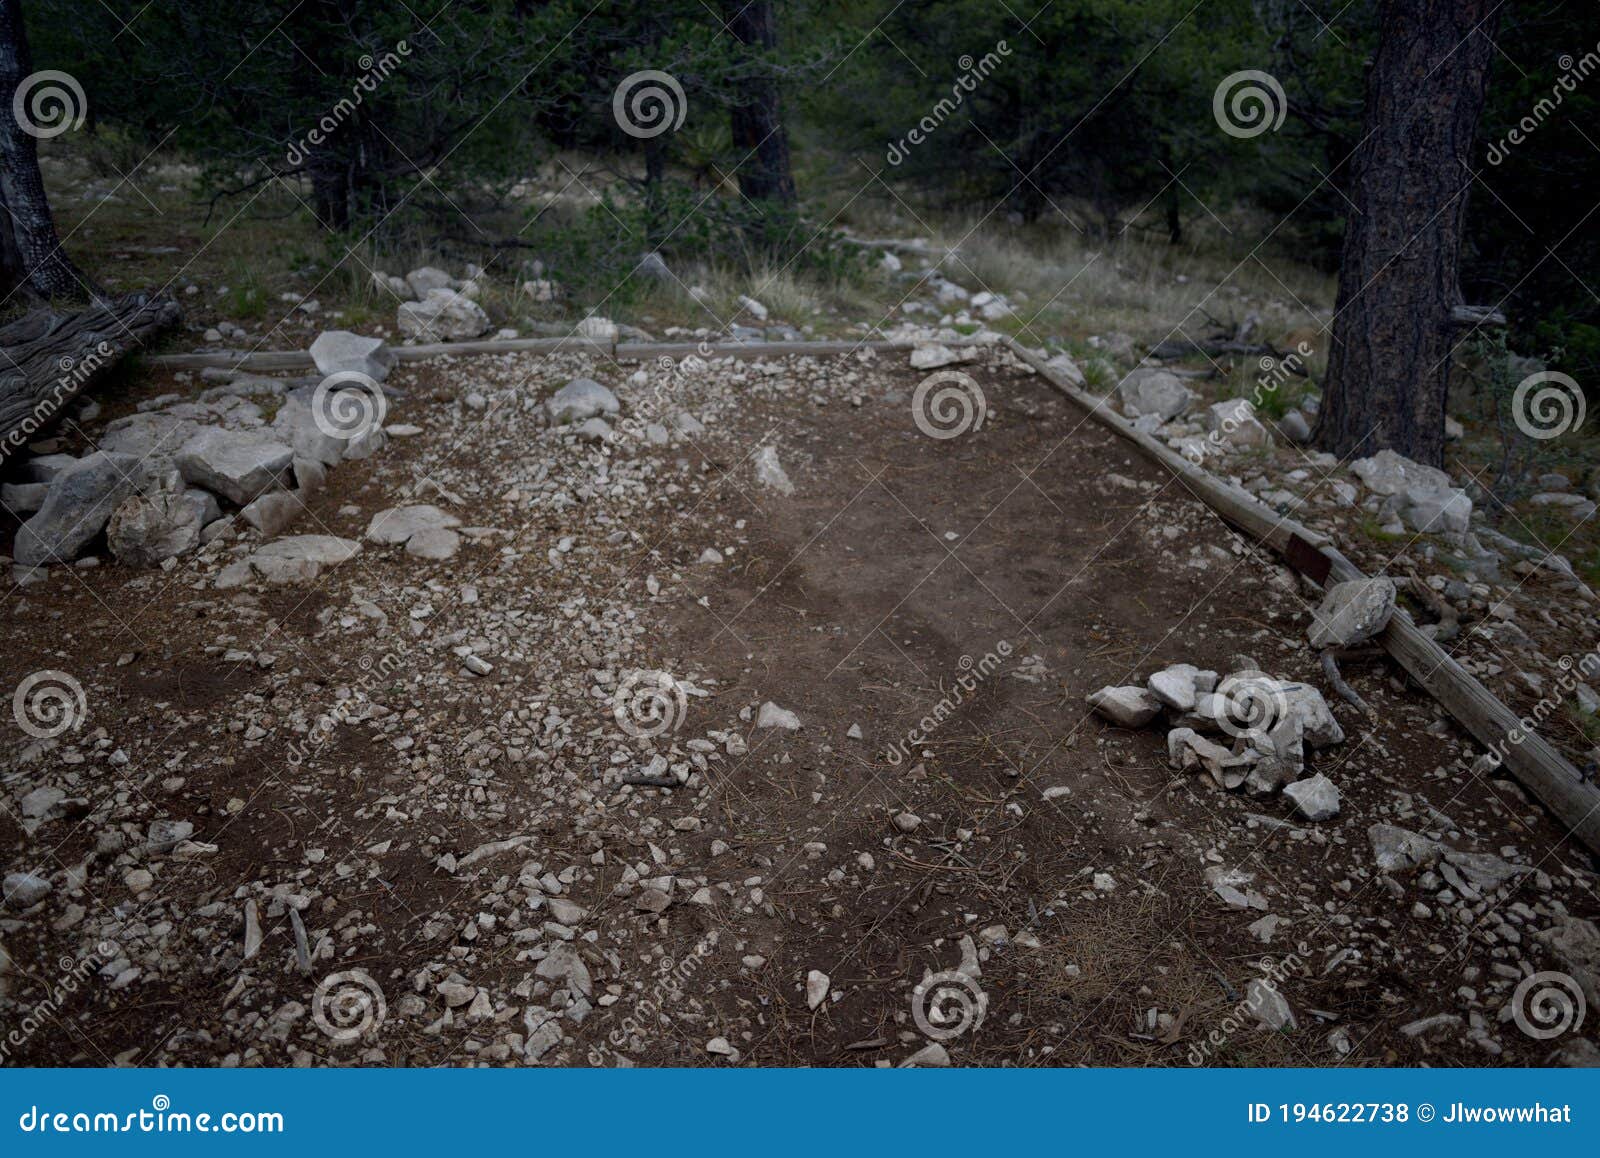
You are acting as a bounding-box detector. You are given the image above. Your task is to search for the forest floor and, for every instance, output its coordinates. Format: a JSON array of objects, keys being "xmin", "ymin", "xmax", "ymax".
[{"xmin": 3, "ymin": 341, "xmax": 1599, "ymax": 1067}]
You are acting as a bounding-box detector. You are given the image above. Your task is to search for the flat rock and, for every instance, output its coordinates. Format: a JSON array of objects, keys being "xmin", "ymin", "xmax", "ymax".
[
  {"xmin": 98, "ymin": 412, "xmax": 200, "ymax": 463},
  {"xmin": 1086, "ymin": 685, "xmax": 1162, "ymax": 727},
  {"xmin": 253, "ymin": 535, "xmax": 362, "ymax": 566},
  {"xmin": 310, "ymin": 330, "xmax": 394, "ymax": 381},
  {"xmin": 1148, "ymin": 663, "xmax": 1202, "ymax": 711},
  {"xmin": 176, "ymin": 428, "xmax": 294, "ymax": 505},
  {"xmin": 366, "ymin": 504, "xmax": 461, "ymax": 545},
  {"xmin": 405, "ymin": 526, "xmax": 461, "ymax": 559},
  {"xmin": 1534, "ymin": 917, "xmax": 1600, "ymax": 1012}
]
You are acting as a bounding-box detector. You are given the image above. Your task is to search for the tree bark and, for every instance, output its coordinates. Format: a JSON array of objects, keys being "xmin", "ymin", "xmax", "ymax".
[
  {"xmin": 1314, "ymin": 0, "xmax": 1500, "ymax": 467},
  {"xmin": 722, "ymin": 0, "xmax": 797, "ymax": 209},
  {"xmin": 0, "ymin": 0, "xmax": 97, "ymax": 301}
]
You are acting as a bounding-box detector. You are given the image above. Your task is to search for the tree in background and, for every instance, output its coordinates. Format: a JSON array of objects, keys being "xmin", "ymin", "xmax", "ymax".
[
  {"xmin": 1314, "ymin": 0, "xmax": 1502, "ymax": 466},
  {"xmin": 722, "ymin": 0, "xmax": 797, "ymax": 210},
  {"xmin": 0, "ymin": 0, "xmax": 96, "ymax": 300}
]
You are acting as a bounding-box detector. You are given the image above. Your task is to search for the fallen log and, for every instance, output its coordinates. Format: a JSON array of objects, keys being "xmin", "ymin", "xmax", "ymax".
[
  {"xmin": 1003, "ymin": 335, "xmax": 1600, "ymax": 858},
  {"xmin": 0, "ymin": 291, "xmax": 181, "ymax": 465},
  {"xmin": 1147, "ymin": 337, "xmax": 1310, "ymax": 371}
]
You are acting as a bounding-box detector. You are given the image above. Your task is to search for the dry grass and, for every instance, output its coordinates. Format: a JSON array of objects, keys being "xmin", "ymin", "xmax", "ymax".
[
  {"xmin": 1017, "ymin": 891, "xmax": 1319, "ymax": 1067},
  {"xmin": 41, "ymin": 138, "xmax": 1338, "ymax": 364}
]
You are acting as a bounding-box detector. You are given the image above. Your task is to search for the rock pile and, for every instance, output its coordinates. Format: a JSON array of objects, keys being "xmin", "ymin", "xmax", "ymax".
[
  {"xmin": 1089, "ymin": 660, "xmax": 1347, "ymax": 819},
  {"xmin": 5, "ymin": 330, "xmax": 396, "ymax": 578}
]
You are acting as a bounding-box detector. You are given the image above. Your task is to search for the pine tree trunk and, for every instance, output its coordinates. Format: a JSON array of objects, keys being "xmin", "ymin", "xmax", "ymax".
[
  {"xmin": 1314, "ymin": 0, "xmax": 1500, "ymax": 467},
  {"xmin": 0, "ymin": 0, "xmax": 96, "ymax": 301},
  {"xmin": 722, "ymin": 0, "xmax": 797, "ymax": 209}
]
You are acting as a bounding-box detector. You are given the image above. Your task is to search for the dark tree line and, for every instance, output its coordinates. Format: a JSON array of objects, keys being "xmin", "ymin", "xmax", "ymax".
[{"xmin": 7, "ymin": 0, "xmax": 1594, "ymax": 468}]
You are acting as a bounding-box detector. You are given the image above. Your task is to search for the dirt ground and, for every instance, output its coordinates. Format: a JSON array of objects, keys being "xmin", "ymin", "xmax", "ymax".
[{"xmin": 1, "ymin": 347, "xmax": 1596, "ymax": 1067}]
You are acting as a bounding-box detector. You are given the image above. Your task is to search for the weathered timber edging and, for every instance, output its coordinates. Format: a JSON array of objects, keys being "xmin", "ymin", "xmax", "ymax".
[{"xmin": 141, "ymin": 337, "xmax": 912, "ymax": 372}]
